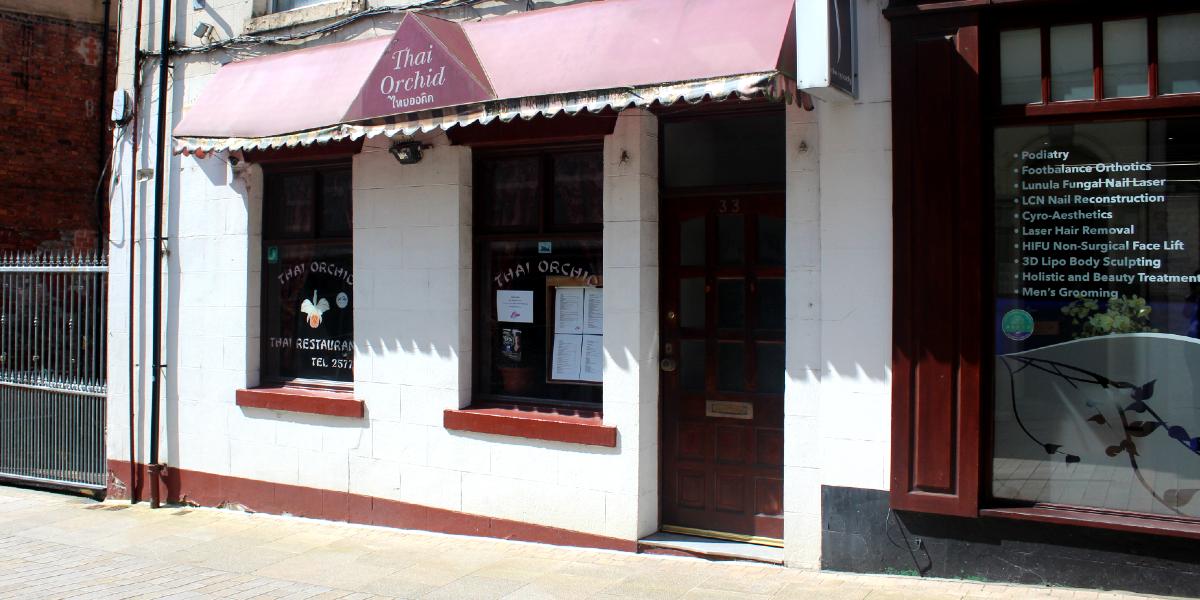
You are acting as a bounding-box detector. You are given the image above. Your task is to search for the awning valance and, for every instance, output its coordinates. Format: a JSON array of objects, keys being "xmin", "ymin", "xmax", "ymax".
[{"xmin": 174, "ymin": 0, "xmax": 799, "ymax": 153}]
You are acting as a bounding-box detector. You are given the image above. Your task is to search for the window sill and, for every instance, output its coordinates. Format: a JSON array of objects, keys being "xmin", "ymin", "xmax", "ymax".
[
  {"xmin": 236, "ymin": 386, "xmax": 364, "ymax": 418},
  {"xmin": 244, "ymin": 0, "xmax": 364, "ymax": 35},
  {"xmin": 980, "ymin": 506, "xmax": 1200, "ymax": 541},
  {"xmin": 444, "ymin": 405, "xmax": 616, "ymax": 447}
]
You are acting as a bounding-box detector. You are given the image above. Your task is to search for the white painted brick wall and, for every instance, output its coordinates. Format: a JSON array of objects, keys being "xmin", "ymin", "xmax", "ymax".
[{"xmin": 783, "ymin": 0, "xmax": 894, "ymax": 569}]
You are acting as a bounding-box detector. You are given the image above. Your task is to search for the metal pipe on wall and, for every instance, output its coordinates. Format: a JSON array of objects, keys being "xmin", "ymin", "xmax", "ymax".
[
  {"xmin": 127, "ymin": 0, "xmax": 146, "ymax": 505},
  {"xmin": 97, "ymin": 0, "xmax": 112, "ymax": 252},
  {"xmin": 148, "ymin": 0, "xmax": 173, "ymax": 509}
]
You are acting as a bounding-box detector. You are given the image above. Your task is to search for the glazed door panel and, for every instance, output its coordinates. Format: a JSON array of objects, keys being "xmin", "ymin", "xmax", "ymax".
[{"xmin": 660, "ymin": 193, "xmax": 785, "ymax": 541}]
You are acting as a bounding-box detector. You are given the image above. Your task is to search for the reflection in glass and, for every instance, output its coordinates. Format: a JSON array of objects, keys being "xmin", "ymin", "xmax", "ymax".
[
  {"xmin": 1102, "ymin": 19, "xmax": 1148, "ymax": 98},
  {"xmin": 680, "ymin": 340, "xmax": 706, "ymax": 392},
  {"xmin": 757, "ymin": 278, "xmax": 785, "ymax": 331},
  {"xmin": 1050, "ymin": 24, "xmax": 1094, "ymax": 101},
  {"xmin": 553, "ymin": 152, "xmax": 603, "ymax": 226},
  {"xmin": 1000, "ymin": 28, "xmax": 1042, "ymax": 105},
  {"xmin": 1159, "ymin": 13, "xmax": 1200, "ymax": 95},
  {"xmin": 717, "ymin": 342, "xmax": 744, "ymax": 391},
  {"xmin": 321, "ymin": 170, "xmax": 352, "ymax": 236},
  {"xmin": 485, "ymin": 157, "xmax": 540, "ymax": 229},
  {"xmin": 758, "ymin": 215, "xmax": 785, "ymax": 266},
  {"xmin": 680, "ymin": 216, "xmax": 706, "ymax": 266},
  {"xmin": 680, "ymin": 278, "xmax": 706, "ymax": 329},
  {"xmin": 756, "ymin": 343, "xmax": 785, "ymax": 394},
  {"xmin": 717, "ymin": 279, "xmax": 745, "ymax": 329},
  {"xmin": 718, "ymin": 214, "xmax": 744, "ymax": 266}
]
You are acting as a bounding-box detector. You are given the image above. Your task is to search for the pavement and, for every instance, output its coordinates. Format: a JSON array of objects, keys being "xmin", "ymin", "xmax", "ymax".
[{"xmin": 0, "ymin": 485, "xmax": 1184, "ymax": 600}]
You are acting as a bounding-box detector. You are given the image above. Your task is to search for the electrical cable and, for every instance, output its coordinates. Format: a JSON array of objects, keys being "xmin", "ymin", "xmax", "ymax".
[{"xmin": 143, "ymin": 0, "xmax": 512, "ymax": 57}]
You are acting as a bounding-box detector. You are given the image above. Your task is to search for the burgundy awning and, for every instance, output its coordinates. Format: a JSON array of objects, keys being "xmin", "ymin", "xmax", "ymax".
[{"xmin": 174, "ymin": 0, "xmax": 798, "ymax": 151}]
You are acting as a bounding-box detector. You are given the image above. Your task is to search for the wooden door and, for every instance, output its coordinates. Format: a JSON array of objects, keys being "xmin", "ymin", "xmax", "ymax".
[{"xmin": 660, "ymin": 193, "xmax": 786, "ymax": 541}]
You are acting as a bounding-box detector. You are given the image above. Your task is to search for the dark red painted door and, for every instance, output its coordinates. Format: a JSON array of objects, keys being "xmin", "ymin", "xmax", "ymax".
[{"xmin": 660, "ymin": 193, "xmax": 785, "ymax": 541}]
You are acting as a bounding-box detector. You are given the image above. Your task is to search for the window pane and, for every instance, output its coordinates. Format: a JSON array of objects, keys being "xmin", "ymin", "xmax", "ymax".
[
  {"xmin": 717, "ymin": 342, "xmax": 744, "ymax": 392},
  {"xmin": 1102, "ymin": 19, "xmax": 1148, "ymax": 98},
  {"xmin": 320, "ymin": 169, "xmax": 352, "ymax": 238},
  {"xmin": 756, "ymin": 278, "xmax": 785, "ymax": 331},
  {"xmin": 679, "ymin": 277, "xmax": 706, "ymax": 329},
  {"xmin": 1159, "ymin": 13, "xmax": 1200, "ymax": 95},
  {"xmin": 756, "ymin": 343, "xmax": 785, "ymax": 394},
  {"xmin": 680, "ymin": 216, "xmax": 706, "ymax": 266},
  {"xmin": 1001, "ymin": 28, "xmax": 1042, "ymax": 105},
  {"xmin": 483, "ymin": 157, "xmax": 540, "ymax": 230},
  {"xmin": 758, "ymin": 215, "xmax": 785, "ymax": 266},
  {"xmin": 680, "ymin": 340, "xmax": 706, "ymax": 392},
  {"xmin": 552, "ymin": 152, "xmax": 602, "ymax": 226},
  {"xmin": 478, "ymin": 239, "xmax": 603, "ymax": 404},
  {"xmin": 717, "ymin": 279, "xmax": 745, "ymax": 329},
  {"xmin": 993, "ymin": 116, "xmax": 1200, "ymax": 519},
  {"xmin": 662, "ymin": 113, "xmax": 785, "ymax": 189},
  {"xmin": 267, "ymin": 172, "xmax": 315, "ymax": 238},
  {"xmin": 718, "ymin": 214, "xmax": 744, "ymax": 266},
  {"xmin": 1050, "ymin": 24, "xmax": 1094, "ymax": 101},
  {"xmin": 263, "ymin": 243, "xmax": 354, "ymax": 382},
  {"xmin": 274, "ymin": 0, "xmax": 331, "ymax": 11}
]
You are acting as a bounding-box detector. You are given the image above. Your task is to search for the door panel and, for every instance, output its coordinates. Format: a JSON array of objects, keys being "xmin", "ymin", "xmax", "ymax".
[{"xmin": 660, "ymin": 193, "xmax": 785, "ymax": 541}]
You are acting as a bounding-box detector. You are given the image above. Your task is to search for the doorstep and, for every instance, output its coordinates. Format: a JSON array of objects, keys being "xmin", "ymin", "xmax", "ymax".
[{"xmin": 638, "ymin": 532, "xmax": 785, "ymax": 565}]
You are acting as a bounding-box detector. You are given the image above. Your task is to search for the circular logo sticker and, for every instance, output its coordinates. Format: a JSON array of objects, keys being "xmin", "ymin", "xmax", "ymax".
[
  {"xmin": 336, "ymin": 292, "xmax": 350, "ymax": 309},
  {"xmin": 1001, "ymin": 309, "xmax": 1034, "ymax": 341}
]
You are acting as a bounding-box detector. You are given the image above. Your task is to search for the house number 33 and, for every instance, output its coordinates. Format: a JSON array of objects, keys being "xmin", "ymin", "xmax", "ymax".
[{"xmin": 718, "ymin": 198, "xmax": 741, "ymax": 213}]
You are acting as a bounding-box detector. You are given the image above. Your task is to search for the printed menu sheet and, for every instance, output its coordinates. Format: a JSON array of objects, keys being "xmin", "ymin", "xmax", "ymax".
[
  {"xmin": 496, "ymin": 290, "xmax": 534, "ymax": 323},
  {"xmin": 550, "ymin": 286, "xmax": 604, "ymax": 382}
]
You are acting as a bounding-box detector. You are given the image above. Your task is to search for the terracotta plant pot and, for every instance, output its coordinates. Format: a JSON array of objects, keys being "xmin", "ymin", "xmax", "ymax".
[{"xmin": 498, "ymin": 366, "xmax": 535, "ymax": 394}]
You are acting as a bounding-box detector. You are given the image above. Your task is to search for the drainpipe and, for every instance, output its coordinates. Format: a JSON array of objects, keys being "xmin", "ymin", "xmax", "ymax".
[
  {"xmin": 148, "ymin": 0, "xmax": 173, "ymax": 509},
  {"xmin": 127, "ymin": 0, "xmax": 146, "ymax": 505},
  {"xmin": 96, "ymin": 0, "xmax": 112, "ymax": 253}
]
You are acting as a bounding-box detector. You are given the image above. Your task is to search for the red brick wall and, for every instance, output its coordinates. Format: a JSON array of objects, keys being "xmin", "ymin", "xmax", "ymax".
[{"xmin": 0, "ymin": 9, "xmax": 115, "ymax": 253}]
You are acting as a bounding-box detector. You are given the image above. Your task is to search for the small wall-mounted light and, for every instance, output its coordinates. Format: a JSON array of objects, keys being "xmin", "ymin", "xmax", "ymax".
[
  {"xmin": 193, "ymin": 21, "xmax": 214, "ymax": 41},
  {"xmin": 389, "ymin": 141, "xmax": 426, "ymax": 165}
]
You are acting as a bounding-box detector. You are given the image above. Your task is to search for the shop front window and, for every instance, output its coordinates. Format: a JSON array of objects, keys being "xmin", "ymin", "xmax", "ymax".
[
  {"xmin": 262, "ymin": 163, "xmax": 354, "ymax": 384},
  {"xmin": 993, "ymin": 116, "xmax": 1200, "ymax": 519},
  {"xmin": 474, "ymin": 148, "xmax": 603, "ymax": 407}
]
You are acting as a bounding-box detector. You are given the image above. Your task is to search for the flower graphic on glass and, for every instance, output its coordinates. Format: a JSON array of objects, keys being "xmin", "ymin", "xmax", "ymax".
[{"xmin": 299, "ymin": 290, "xmax": 331, "ymax": 329}]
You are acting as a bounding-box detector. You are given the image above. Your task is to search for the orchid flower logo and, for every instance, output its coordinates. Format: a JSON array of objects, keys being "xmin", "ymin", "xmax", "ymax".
[{"xmin": 300, "ymin": 290, "xmax": 331, "ymax": 329}]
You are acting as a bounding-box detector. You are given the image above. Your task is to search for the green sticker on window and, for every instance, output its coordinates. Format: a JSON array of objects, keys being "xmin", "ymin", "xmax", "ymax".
[
  {"xmin": 1001, "ymin": 309, "xmax": 1034, "ymax": 341},
  {"xmin": 267, "ymin": 246, "xmax": 279, "ymax": 264}
]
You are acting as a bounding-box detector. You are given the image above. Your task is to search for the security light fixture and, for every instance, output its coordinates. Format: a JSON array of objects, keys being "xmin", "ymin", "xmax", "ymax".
[{"xmin": 389, "ymin": 141, "xmax": 424, "ymax": 165}]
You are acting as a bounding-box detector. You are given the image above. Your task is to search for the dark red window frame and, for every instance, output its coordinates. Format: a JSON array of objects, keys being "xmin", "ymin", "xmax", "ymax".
[{"xmin": 888, "ymin": 0, "xmax": 1200, "ymax": 536}]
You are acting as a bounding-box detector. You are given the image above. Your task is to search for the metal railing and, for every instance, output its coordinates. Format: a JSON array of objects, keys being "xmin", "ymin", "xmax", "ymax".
[{"xmin": 0, "ymin": 252, "xmax": 107, "ymax": 490}]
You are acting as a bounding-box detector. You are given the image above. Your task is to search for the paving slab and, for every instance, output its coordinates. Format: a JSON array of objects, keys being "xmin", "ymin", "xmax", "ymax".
[{"xmin": 0, "ymin": 485, "xmax": 1187, "ymax": 600}]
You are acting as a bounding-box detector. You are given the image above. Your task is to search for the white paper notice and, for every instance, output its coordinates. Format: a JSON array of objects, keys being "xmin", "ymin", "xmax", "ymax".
[
  {"xmin": 583, "ymin": 288, "xmax": 603, "ymax": 335},
  {"xmin": 496, "ymin": 290, "xmax": 534, "ymax": 323},
  {"xmin": 551, "ymin": 334, "xmax": 583, "ymax": 381},
  {"xmin": 554, "ymin": 287, "xmax": 584, "ymax": 333},
  {"xmin": 580, "ymin": 335, "xmax": 603, "ymax": 382}
]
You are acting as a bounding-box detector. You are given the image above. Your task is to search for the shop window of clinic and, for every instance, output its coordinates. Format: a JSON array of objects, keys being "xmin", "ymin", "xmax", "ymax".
[
  {"xmin": 662, "ymin": 112, "xmax": 784, "ymax": 189},
  {"xmin": 992, "ymin": 116, "xmax": 1200, "ymax": 520},
  {"xmin": 1000, "ymin": 28, "xmax": 1041, "ymax": 105},
  {"xmin": 1159, "ymin": 13, "xmax": 1200, "ymax": 95},
  {"xmin": 475, "ymin": 149, "xmax": 603, "ymax": 407},
  {"xmin": 1102, "ymin": 19, "xmax": 1147, "ymax": 98},
  {"xmin": 262, "ymin": 164, "xmax": 353, "ymax": 385}
]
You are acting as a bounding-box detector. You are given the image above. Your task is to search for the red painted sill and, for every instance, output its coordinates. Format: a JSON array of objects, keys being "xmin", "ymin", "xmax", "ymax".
[
  {"xmin": 236, "ymin": 386, "xmax": 364, "ymax": 418},
  {"xmin": 444, "ymin": 405, "xmax": 617, "ymax": 447}
]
